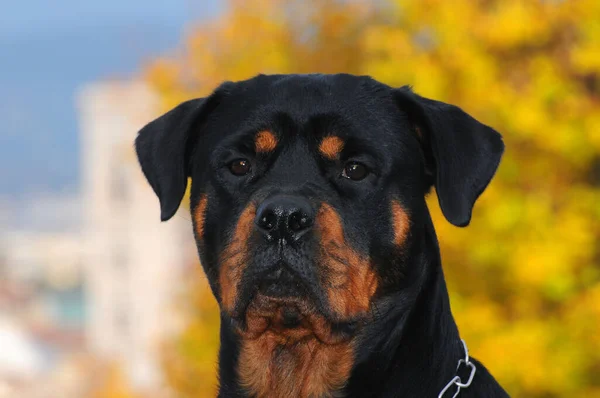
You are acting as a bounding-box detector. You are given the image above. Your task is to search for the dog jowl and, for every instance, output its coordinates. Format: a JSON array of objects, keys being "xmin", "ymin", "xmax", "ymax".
[{"xmin": 136, "ymin": 74, "xmax": 510, "ymax": 397}]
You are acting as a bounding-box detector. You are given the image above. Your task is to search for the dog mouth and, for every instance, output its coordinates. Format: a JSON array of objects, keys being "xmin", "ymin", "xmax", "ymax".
[
  {"xmin": 237, "ymin": 293, "xmax": 359, "ymax": 345},
  {"xmin": 233, "ymin": 266, "xmax": 360, "ymax": 345},
  {"xmin": 257, "ymin": 266, "xmax": 306, "ymax": 299}
]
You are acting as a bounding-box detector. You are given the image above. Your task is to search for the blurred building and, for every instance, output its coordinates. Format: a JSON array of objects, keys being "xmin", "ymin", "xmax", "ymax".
[
  {"xmin": 0, "ymin": 228, "xmax": 85, "ymax": 397},
  {"xmin": 78, "ymin": 81, "xmax": 193, "ymax": 393}
]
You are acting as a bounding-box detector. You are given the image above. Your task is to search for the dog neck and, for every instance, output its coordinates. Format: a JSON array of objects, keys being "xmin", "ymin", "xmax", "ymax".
[
  {"xmin": 345, "ymin": 231, "xmax": 465, "ymax": 396},
  {"xmin": 344, "ymin": 214, "xmax": 505, "ymax": 397}
]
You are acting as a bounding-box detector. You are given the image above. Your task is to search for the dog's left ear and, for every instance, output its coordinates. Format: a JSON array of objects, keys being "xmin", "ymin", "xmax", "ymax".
[
  {"xmin": 135, "ymin": 94, "xmax": 220, "ymax": 222},
  {"xmin": 394, "ymin": 87, "xmax": 504, "ymax": 227}
]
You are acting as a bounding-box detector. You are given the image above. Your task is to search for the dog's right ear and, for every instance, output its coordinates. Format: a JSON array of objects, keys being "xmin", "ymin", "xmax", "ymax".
[
  {"xmin": 135, "ymin": 95, "xmax": 219, "ymax": 222},
  {"xmin": 394, "ymin": 87, "xmax": 504, "ymax": 227}
]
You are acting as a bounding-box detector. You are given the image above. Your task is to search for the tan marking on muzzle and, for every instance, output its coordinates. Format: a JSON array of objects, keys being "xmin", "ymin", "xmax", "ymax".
[
  {"xmin": 316, "ymin": 203, "xmax": 378, "ymax": 319},
  {"xmin": 219, "ymin": 204, "xmax": 256, "ymax": 313},
  {"xmin": 236, "ymin": 203, "xmax": 361, "ymax": 397}
]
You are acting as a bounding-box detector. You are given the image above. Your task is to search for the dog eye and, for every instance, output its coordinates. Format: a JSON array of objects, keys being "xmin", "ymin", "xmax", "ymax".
[
  {"xmin": 341, "ymin": 162, "xmax": 369, "ymax": 181},
  {"xmin": 229, "ymin": 159, "xmax": 252, "ymax": 176}
]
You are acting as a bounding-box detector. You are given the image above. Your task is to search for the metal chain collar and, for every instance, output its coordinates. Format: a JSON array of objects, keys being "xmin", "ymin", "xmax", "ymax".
[{"xmin": 438, "ymin": 339, "xmax": 477, "ymax": 398}]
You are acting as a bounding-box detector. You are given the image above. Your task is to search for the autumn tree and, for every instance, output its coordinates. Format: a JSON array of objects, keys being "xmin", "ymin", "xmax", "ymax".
[
  {"xmin": 363, "ymin": 1, "xmax": 600, "ymax": 396},
  {"xmin": 88, "ymin": 363, "xmax": 139, "ymax": 398},
  {"xmin": 146, "ymin": 0, "xmax": 600, "ymax": 396}
]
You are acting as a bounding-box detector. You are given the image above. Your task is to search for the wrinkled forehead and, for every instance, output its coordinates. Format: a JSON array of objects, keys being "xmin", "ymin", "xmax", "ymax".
[
  {"xmin": 207, "ymin": 74, "xmax": 409, "ymax": 157},
  {"xmin": 216, "ymin": 109, "xmax": 381, "ymax": 155}
]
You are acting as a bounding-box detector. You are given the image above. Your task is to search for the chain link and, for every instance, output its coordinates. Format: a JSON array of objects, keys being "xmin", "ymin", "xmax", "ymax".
[{"xmin": 438, "ymin": 340, "xmax": 477, "ymax": 398}]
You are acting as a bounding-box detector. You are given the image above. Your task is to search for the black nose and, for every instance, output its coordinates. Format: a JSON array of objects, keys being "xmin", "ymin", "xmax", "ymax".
[{"xmin": 255, "ymin": 195, "xmax": 314, "ymax": 242}]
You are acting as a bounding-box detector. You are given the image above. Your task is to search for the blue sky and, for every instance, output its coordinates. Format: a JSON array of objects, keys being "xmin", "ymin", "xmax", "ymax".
[
  {"xmin": 0, "ymin": 1, "xmax": 218, "ymax": 38},
  {"xmin": 0, "ymin": 0, "xmax": 221, "ymax": 198}
]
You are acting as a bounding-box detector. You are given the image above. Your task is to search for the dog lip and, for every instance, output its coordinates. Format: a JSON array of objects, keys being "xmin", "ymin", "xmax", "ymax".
[
  {"xmin": 256, "ymin": 263, "xmax": 308, "ymax": 298},
  {"xmin": 230, "ymin": 261, "xmax": 368, "ymax": 339},
  {"xmin": 238, "ymin": 292, "xmax": 362, "ymax": 344},
  {"xmin": 330, "ymin": 318, "xmax": 361, "ymax": 337},
  {"xmin": 281, "ymin": 306, "xmax": 302, "ymax": 328},
  {"xmin": 231, "ymin": 289, "xmax": 368, "ymax": 345},
  {"xmin": 230, "ymin": 284, "xmax": 309, "ymax": 323}
]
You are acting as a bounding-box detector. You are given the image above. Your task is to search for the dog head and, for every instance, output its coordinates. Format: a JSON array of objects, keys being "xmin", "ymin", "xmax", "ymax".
[{"xmin": 136, "ymin": 73, "xmax": 503, "ymax": 346}]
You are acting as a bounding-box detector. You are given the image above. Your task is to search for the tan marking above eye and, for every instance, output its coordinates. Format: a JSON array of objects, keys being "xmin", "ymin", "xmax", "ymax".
[
  {"xmin": 319, "ymin": 136, "xmax": 344, "ymax": 160},
  {"xmin": 391, "ymin": 200, "xmax": 410, "ymax": 246},
  {"xmin": 255, "ymin": 130, "xmax": 278, "ymax": 153}
]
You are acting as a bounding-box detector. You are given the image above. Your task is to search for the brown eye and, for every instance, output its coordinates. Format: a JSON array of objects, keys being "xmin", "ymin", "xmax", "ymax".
[
  {"xmin": 342, "ymin": 162, "xmax": 369, "ymax": 181},
  {"xmin": 229, "ymin": 159, "xmax": 251, "ymax": 176}
]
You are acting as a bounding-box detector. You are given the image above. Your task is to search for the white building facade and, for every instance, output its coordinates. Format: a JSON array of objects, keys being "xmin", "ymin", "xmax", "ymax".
[{"xmin": 78, "ymin": 81, "xmax": 193, "ymax": 392}]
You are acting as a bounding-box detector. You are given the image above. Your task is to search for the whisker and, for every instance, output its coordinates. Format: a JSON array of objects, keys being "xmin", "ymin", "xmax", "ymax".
[
  {"xmin": 327, "ymin": 252, "xmax": 349, "ymax": 263},
  {"xmin": 324, "ymin": 256, "xmax": 352, "ymax": 269},
  {"xmin": 327, "ymin": 280, "xmax": 349, "ymax": 289},
  {"xmin": 221, "ymin": 248, "xmax": 246, "ymax": 261},
  {"xmin": 306, "ymin": 340, "xmax": 316, "ymax": 358},
  {"xmin": 321, "ymin": 241, "xmax": 344, "ymax": 251},
  {"xmin": 370, "ymin": 300, "xmax": 383, "ymax": 322}
]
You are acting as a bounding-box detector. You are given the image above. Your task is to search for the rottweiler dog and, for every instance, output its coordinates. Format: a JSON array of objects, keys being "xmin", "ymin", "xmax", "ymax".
[{"xmin": 135, "ymin": 74, "xmax": 510, "ymax": 397}]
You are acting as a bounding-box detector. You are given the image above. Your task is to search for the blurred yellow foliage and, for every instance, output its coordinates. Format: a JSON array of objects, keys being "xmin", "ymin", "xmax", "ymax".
[
  {"xmin": 145, "ymin": 0, "xmax": 600, "ymax": 396},
  {"xmin": 89, "ymin": 364, "xmax": 139, "ymax": 398},
  {"xmin": 160, "ymin": 267, "xmax": 220, "ymax": 397}
]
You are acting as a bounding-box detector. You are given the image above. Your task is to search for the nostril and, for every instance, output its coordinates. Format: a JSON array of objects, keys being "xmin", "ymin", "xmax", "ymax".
[
  {"xmin": 257, "ymin": 210, "xmax": 277, "ymax": 231},
  {"xmin": 288, "ymin": 211, "xmax": 313, "ymax": 232},
  {"xmin": 255, "ymin": 196, "xmax": 314, "ymax": 240}
]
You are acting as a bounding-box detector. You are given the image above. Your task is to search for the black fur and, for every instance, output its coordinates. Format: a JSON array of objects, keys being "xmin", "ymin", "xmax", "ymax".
[{"xmin": 136, "ymin": 73, "xmax": 509, "ymax": 397}]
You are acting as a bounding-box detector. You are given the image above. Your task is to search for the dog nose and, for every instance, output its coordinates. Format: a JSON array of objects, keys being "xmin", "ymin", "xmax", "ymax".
[{"xmin": 255, "ymin": 195, "xmax": 314, "ymax": 242}]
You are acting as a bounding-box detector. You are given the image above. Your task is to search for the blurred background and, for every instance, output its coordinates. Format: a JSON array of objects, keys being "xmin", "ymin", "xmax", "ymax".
[{"xmin": 1, "ymin": 0, "xmax": 599, "ymax": 397}]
